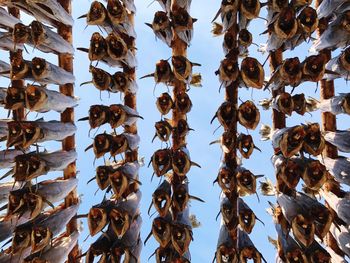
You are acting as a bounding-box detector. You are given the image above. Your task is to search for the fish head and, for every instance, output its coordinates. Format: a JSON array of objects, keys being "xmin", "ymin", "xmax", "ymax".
[
  {"xmin": 31, "ymin": 226, "xmax": 52, "ymax": 253},
  {"xmin": 240, "ymin": 0, "xmax": 261, "ymax": 20},
  {"xmin": 88, "ymin": 1, "xmax": 107, "ymax": 25},
  {"xmin": 340, "ymin": 47, "xmax": 350, "ymax": 72},
  {"xmin": 221, "ymin": 131, "xmax": 236, "ymax": 154},
  {"xmin": 107, "ymin": 0, "xmax": 126, "ymax": 25},
  {"xmin": 90, "ymin": 66, "xmax": 112, "ymax": 91},
  {"xmin": 217, "ymin": 167, "xmax": 236, "ymax": 193},
  {"xmin": 238, "ymin": 101, "xmax": 260, "ymax": 130},
  {"xmin": 172, "ymin": 184, "xmax": 190, "ymax": 212},
  {"xmin": 278, "ymin": 92, "xmax": 294, "ymax": 116},
  {"xmin": 280, "ymin": 159, "xmax": 303, "ymax": 189},
  {"xmin": 155, "ymin": 59, "xmax": 173, "ymax": 83},
  {"xmin": 152, "ymin": 217, "xmax": 171, "ymax": 247},
  {"xmin": 172, "ymin": 149, "xmax": 191, "ymax": 176},
  {"xmin": 303, "ymin": 160, "xmax": 327, "ymax": 190},
  {"xmin": 238, "ymin": 29, "xmax": 253, "ymax": 47},
  {"xmin": 171, "ymin": 223, "xmax": 192, "ymax": 256},
  {"xmin": 30, "ymin": 21, "xmax": 45, "ymax": 46},
  {"xmin": 93, "ymin": 134, "xmax": 113, "ymax": 158},
  {"xmin": 217, "ymin": 102, "xmax": 236, "ymax": 130},
  {"xmin": 89, "ymin": 105, "xmax": 110, "ymax": 129},
  {"xmin": 25, "ymin": 85, "xmax": 47, "ymax": 111},
  {"xmin": 111, "ymin": 134, "xmax": 128, "ymax": 156},
  {"xmin": 275, "ymin": 7, "xmax": 298, "ymax": 39},
  {"xmin": 12, "ymin": 228, "xmax": 31, "ymax": 254},
  {"xmin": 109, "ymin": 104, "xmax": 127, "ymax": 129},
  {"xmin": 156, "ymin": 92, "xmax": 173, "ymax": 115},
  {"xmin": 237, "ymin": 169, "xmax": 257, "ymax": 196},
  {"xmin": 13, "ymin": 23, "xmax": 30, "ymax": 44},
  {"xmin": 239, "ymin": 247, "xmax": 262, "ymax": 263},
  {"xmin": 292, "ymin": 94, "xmax": 306, "ymax": 115},
  {"xmin": 298, "ymin": 7, "xmax": 318, "ymax": 34},
  {"xmin": 7, "ymin": 121, "xmax": 24, "ymax": 147},
  {"xmin": 109, "ymin": 169, "xmax": 129, "ymax": 199},
  {"xmin": 23, "ymin": 122, "xmax": 42, "ymax": 148},
  {"xmin": 302, "ymin": 54, "xmax": 327, "ymax": 82},
  {"xmin": 291, "ymin": 214, "xmax": 315, "ymax": 247},
  {"xmin": 153, "ymin": 188, "xmax": 172, "ymax": 217},
  {"xmin": 5, "ymin": 86, "xmax": 25, "ymax": 110},
  {"xmin": 89, "ymin": 32, "xmax": 107, "ymax": 61},
  {"xmin": 239, "ymin": 209, "xmax": 256, "ymax": 234},
  {"xmin": 152, "ymin": 149, "xmax": 172, "ymax": 177},
  {"xmin": 96, "ymin": 165, "xmax": 113, "ymax": 190},
  {"xmin": 106, "ymin": 33, "xmax": 127, "ymax": 60},
  {"xmin": 219, "ymin": 57, "xmax": 239, "ymax": 82},
  {"xmin": 153, "ymin": 11, "xmax": 170, "ymax": 30},
  {"xmin": 216, "ymin": 244, "xmax": 238, "ymax": 263},
  {"xmin": 88, "ymin": 207, "xmax": 108, "ymax": 236},
  {"xmin": 238, "ymin": 133, "xmax": 254, "ymax": 158},
  {"xmin": 109, "ymin": 208, "xmax": 130, "ymax": 238},
  {"xmin": 25, "ymin": 193, "xmax": 44, "ymax": 219},
  {"xmin": 280, "ymin": 57, "xmax": 302, "ymax": 85},
  {"xmin": 172, "ymin": 56, "xmax": 191, "ymax": 81},
  {"xmin": 175, "ymin": 92, "xmax": 192, "ymax": 114}
]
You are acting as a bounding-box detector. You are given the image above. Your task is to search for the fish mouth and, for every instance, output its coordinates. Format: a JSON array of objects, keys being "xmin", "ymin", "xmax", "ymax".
[
  {"xmin": 153, "ymin": 191, "xmax": 171, "ymax": 217},
  {"xmin": 217, "ymin": 244, "xmax": 238, "ymax": 263},
  {"xmin": 5, "ymin": 86, "xmax": 25, "ymax": 110},
  {"xmin": 109, "ymin": 209, "xmax": 130, "ymax": 238},
  {"xmin": 292, "ymin": 215, "xmax": 315, "ymax": 247},
  {"xmin": 88, "ymin": 2, "xmax": 106, "ymax": 24},
  {"xmin": 91, "ymin": 67, "xmax": 111, "ymax": 91},
  {"xmin": 31, "ymin": 227, "xmax": 51, "ymax": 253},
  {"xmin": 88, "ymin": 207, "xmax": 108, "ymax": 236},
  {"xmin": 171, "ymin": 224, "xmax": 192, "ymax": 256},
  {"xmin": 152, "ymin": 217, "xmax": 171, "ymax": 247},
  {"xmin": 239, "ymin": 211, "xmax": 255, "ymax": 233},
  {"xmin": 285, "ymin": 249, "xmax": 307, "ymax": 263},
  {"xmin": 106, "ymin": 33, "xmax": 127, "ymax": 60},
  {"xmin": 25, "ymin": 85, "xmax": 47, "ymax": 111},
  {"xmin": 239, "ymin": 247, "xmax": 261, "ymax": 263},
  {"xmin": 109, "ymin": 171, "xmax": 128, "ymax": 199}
]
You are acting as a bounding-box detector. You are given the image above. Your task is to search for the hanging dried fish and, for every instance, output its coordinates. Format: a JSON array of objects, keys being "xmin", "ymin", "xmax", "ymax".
[
  {"xmin": 146, "ymin": 215, "xmax": 172, "ymax": 248},
  {"xmin": 238, "ymin": 100, "xmax": 260, "ymax": 130},
  {"xmin": 82, "ymin": 66, "xmax": 114, "ymax": 91},
  {"xmin": 0, "ymin": 60, "xmax": 10, "ymax": 78},
  {"xmin": 112, "ymin": 71, "xmax": 138, "ymax": 93},
  {"xmin": 236, "ymin": 167, "xmax": 263, "ymax": 196},
  {"xmin": 0, "ymin": 246, "xmax": 30, "ymax": 263},
  {"xmin": 81, "ymin": 1, "xmax": 108, "ymax": 26},
  {"xmin": 216, "ymin": 223, "xmax": 238, "ymax": 263},
  {"xmin": 0, "ymin": 181, "xmax": 21, "ymax": 204},
  {"xmin": 30, "ymin": 20, "xmax": 74, "ymax": 54},
  {"xmin": 0, "ymin": 31, "xmax": 24, "ymax": 51},
  {"xmin": 211, "ymin": 101, "xmax": 236, "ymax": 130},
  {"xmin": 172, "ymin": 182, "xmax": 204, "ymax": 212},
  {"xmin": 292, "ymin": 93, "xmax": 308, "ymax": 115},
  {"xmin": 238, "ymin": 228, "xmax": 266, "ymax": 263},
  {"xmin": 301, "ymin": 54, "xmax": 329, "ymax": 82},
  {"xmin": 171, "ymin": 208, "xmax": 193, "ymax": 256},
  {"xmin": 210, "ymin": 131, "xmax": 236, "ymax": 154},
  {"xmin": 329, "ymin": 224, "xmax": 350, "ymax": 258},
  {"xmin": 324, "ymin": 130, "xmax": 350, "ymax": 153},
  {"xmin": 302, "ymin": 122, "xmax": 325, "ymax": 156},
  {"xmin": 172, "ymin": 55, "xmax": 200, "ymax": 83},
  {"xmin": 31, "ymin": 57, "xmax": 75, "ymax": 85},
  {"xmin": 316, "ymin": 93, "xmax": 350, "ymax": 115},
  {"xmin": 261, "ymin": 92, "xmax": 294, "ymax": 116},
  {"xmin": 150, "ymin": 179, "xmax": 172, "ymax": 217},
  {"xmin": 94, "ymin": 165, "xmax": 114, "ymax": 190},
  {"xmin": 171, "ymin": 6, "xmax": 197, "ymax": 46},
  {"xmin": 216, "ymin": 52, "xmax": 239, "ymax": 87},
  {"xmin": 215, "ymin": 165, "xmax": 236, "ymax": 194},
  {"xmin": 6, "ymin": 120, "xmax": 76, "ymax": 148},
  {"xmin": 320, "ymin": 156, "xmax": 350, "ymax": 186},
  {"xmin": 10, "ymin": 52, "xmax": 32, "ymax": 80},
  {"xmin": 25, "ymin": 84, "xmax": 78, "ymax": 113},
  {"xmin": 0, "ymin": 7, "xmax": 21, "ymax": 29},
  {"xmin": 302, "ymin": 158, "xmax": 328, "ymax": 191},
  {"xmin": 83, "ymin": 232, "xmax": 112, "ymax": 262},
  {"xmin": 311, "ymin": 8, "xmax": 350, "ymax": 52},
  {"xmin": 156, "ymin": 92, "xmax": 174, "ymax": 115},
  {"xmin": 78, "ymin": 32, "xmax": 107, "ymax": 62},
  {"xmin": 239, "ymin": 0, "xmax": 261, "ymax": 29},
  {"xmin": 237, "ymin": 133, "xmax": 260, "ymax": 159},
  {"xmin": 11, "ymin": 150, "xmax": 77, "ymax": 181},
  {"xmin": 87, "ymin": 199, "xmax": 115, "ymax": 236},
  {"xmin": 238, "ymin": 29, "xmax": 253, "ymax": 57},
  {"xmin": 12, "ymin": 22, "xmax": 31, "ymax": 46},
  {"xmin": 272, "ymin": 155, "xmax": 303, "ymax": 190},
  {"xmin": 240, "ymin": 57, "xmax": 264, "ymax": 89},
  {"xmin": 140, "ymin": 59, "xmax": 174, "ymax": 85},
  {"xmin": 175, "ymin": 92, "xmax": 192, "ymax": 114},
  {"xmin": 146, "ymin": 11, "xmax": 173, "ymax": 47},
  {"xmin": 23, "ymin": 231, "xmax": 79, "ymax": 262},
  {"xmin": 219, "ymin": 194, "xmax": 238, "ymax": 231},
  {"xmin": 265, "ymin": 57, "xmax": 302, "ymax": 91},
  {"xmin": 316, "ymin": 0, "xmax": 348, "ymax": 19},
  {"xmin": 153, "ymin": 120, "xmax": 172, "ymax": 142},
  {"xmin": 238, "ymin": 198, "xmax": 262, "ymax": 234},
  {"xmin": 149, "ymin": 149, "xmax": 172, "ymax": 177},
  {"xmin": 172, "ymin": 147, "xmax": 200, "ymax": 176},
  {"xmin": 212, "ymin": 0, "xmax": 239, "ymax": 32},
  {"xmin": 324, "ymin": 47, "xmax": 350, "ymax": 81},
  {"xmin": 277, "ymin": 193, "xmax": 315, "ymax": 247}
]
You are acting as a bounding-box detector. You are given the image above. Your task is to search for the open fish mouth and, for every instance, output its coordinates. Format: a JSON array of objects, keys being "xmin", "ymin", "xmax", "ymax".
[{"xmin": 88, "ymin": 207, "xmax": 108, "ymax": 236}]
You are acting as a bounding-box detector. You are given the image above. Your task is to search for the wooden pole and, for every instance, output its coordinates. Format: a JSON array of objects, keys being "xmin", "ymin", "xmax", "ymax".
[{"xmin": 57, "ymin": 0, "xmax": 79, "ymax": 261}]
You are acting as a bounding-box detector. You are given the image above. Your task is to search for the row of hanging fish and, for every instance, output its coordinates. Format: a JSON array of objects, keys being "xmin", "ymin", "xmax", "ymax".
[
  {"xmin": 142, "ymin": 0, "xmax": 198, "ymax": 262},
  {"xmin": 78, "ymin": 0, "xmax": 142, "ymax": 262},
  {"xmin": 0, "ymin": 1, "xmax": 80, "ymax": 262},
  {"xmin": 212, "ymin": 1, "xmax": 266, "ymax": 263}
]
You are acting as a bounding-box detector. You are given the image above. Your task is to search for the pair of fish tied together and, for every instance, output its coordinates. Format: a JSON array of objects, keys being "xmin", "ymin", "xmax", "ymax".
[
  {"xmin": 258, "ymin": 0, "xmax": 350, "ymax": 261},
  {"xmin": 76, "ymin": 0, "xmax": 142, "ymax": 262},
  {"xmin": 211, "ymin": 0, "xmax": 267, "ymax": 262},
  {"xmin": 0, "ymin": 0, "xmax": 79, "ymax": 262},
  {"xmin": 141, "ymin": 0, "xmax": 203, "ymax": 262}
]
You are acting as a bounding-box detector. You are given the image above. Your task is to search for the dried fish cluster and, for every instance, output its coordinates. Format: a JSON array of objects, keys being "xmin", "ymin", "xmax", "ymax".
[
  {"xmin": 258, "ymin": 0, "xmax": 350, "ymax": 261},
  {"xmin": 0, "ymin": 1, "xmax": 79, "ymax": 262},
  {"xmin": 141, "ymin": 0, "xmax": 202, "ymax": 261},
  {"xmin": 211, "ymin": 1, "xmax": 266, "ymax": 262},
  {"xmin": 78, "ymin": 0, "xmax": 142, "ymax": 262}
]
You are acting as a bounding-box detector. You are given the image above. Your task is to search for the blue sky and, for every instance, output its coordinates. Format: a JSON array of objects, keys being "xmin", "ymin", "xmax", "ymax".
[{"xmin": 1, "ymin": 1, "xmax": 350, "ymax": 262}]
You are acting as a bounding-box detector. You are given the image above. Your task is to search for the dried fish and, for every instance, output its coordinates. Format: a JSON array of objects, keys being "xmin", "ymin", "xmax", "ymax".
[
  {"xmin": 140, "ymin": 59, "xmax": 174, "ymax": 85},
  {"xmin": 0, "ymin": 60, "xmax": 10, "ymax": 78},
  {"xmin": 329, "ymin": 224, "xmax": 350, "ymax": 258},
  {"xmin": 147, "ymin": 215, "xmax": 172, "ymax": 248},
  {"xmin": 171, "ymin": 208, "xmax": 192, "ymax": 256},
  {"xmin": 0, "ymin": 181, "xmax": 21, "ymax": 204},
  {"xmin": 149, "ymin": 149, "xmax": 172, "ymax": 177},
  {"xmin": 146, "ymin": 11, "xmax": 173, "ymax": 47},
  {"xmin": 0, "ymin": 213, "xmax": 31, "ymax": 242},
  {"xmin": 215, "ymin": 165, "xmax": 236, "ymax": 194},
  {"xmin": 10, "ymin": 52, "xmax": 31, "ymax": 80},
  {"xmin": 171, "ymin": 6, "xmax": 196, "ymax": 46},
  {"xmin": 210, "ymin": 131, "xmax": 235, "ymax": 154},
  {"xmin": 172, "ymin": 147, "xmax": 200, "ymax": 176},
  {"xmin": 320, "ymin": 188, "xmax": 350, "ymax": 225},
  {"xmin": 30, "ymin": 20, "xmax": 74, "ymax": 54},
  {"xmin": 6, "ymin": 120, "xmax": 76, "ymax": 148},
  {"xmin": 238, "ymin": 198, "xmax": 261, "ymax": 234},
  {"xmin": 216, "ymin": 223, "xmax": 238, "ymax": 263},
  {"xmin": 25, "ymin": 84, "xmax": 78, "ymax": 113},
  {"xmin": 301, "ymin": 54, "xmax": 328, "ymax": 82},
  {"xmin": 23, "ymin": 231, "xmax": 79, "ymax": 263},
  {"xmin": 238, "ymin": 228, "xmax": 265, "ymax": 263},
  {"xmin": 153, "ymin": 120, "xmax": 172, "ymax": 142},
  {"xmin": 112, "ymin": 71, "xmax": 138, "ymax": 93},
  {"xmin": 216, "ymin": 52, "xmax": 240, "ymax": 87},
  {"xmin": 175, "ymin": 92, "xmax": 192, "ymax": 114},
  {"xmin": 317, "ymin": 0, "xmax": 348, "ymax": 19},
  {"xmin": 277, "ymin": 193, "xmax": 315, "ymax": 247},
  {"xmin": 324, "ymin": 130, "xmax": 350, "ymax": 153},
  {"xmin": 0, "ymin": 7, "xmax": 21, "ymax": 29},
  {"xmin": 238, "ymin": 29, "xmax": 253, "ymax": 57},
  {"xmin": 172, "ymin": 55, "xmax": 200, "ymax": 83},
  {"xmin": 0, "ymin": 31, "xmax": 24, "ymax": 51},
  {"xmin": 220, "ymin": 193, "xmax": 238, "ymax": 231},
  {"xmin": 236, "ymin": 166, "xmax": 263, "ymax": 196},
  {"xmin": 238, "ymin": 100, "xmax": 260, "ymax": 130},
  {"xmin": 324, "ymin": 47, "xmax": 350, "ymax": 81},
  {"xmin": 156, "ymin": 92, "xmax": 174, "ymax": 115},
  {"xmin": 302, "ymin": 122, "xmax": 325, "ymax": 156},
  {"xmin": 212, "ymin": 0, "xmax": 239, "ymax": 32},
  {"xmin": 172, "ymin": 181, "xmax": 204, "ymax": 213},
  {"xmin": 321, "ymin": 156, "xmax": 350, "ymax": 186},
  {"xmin": 302, "ymin": 158, "xmax": 328, "ymax": 191},
  {"xmin": 240, "ymin": 57, "xmax": 264, "ymax": 89},
  {"xmin": 272, "ymin": 155, "xmax": 303, "ymax": 190},
  {"xmin": 237, "ymin": 133, "xmax": 260, "ymax": 159},
  {"xmin": 12, "ymin": 150, "xmax": 77, "ymax": 181},
  {"xmin": 316, "ymin": 93, "xmax": 350, "ymax": 115},
  {"xmin": 150, "ymin": 179, "xmax": 172, "ymax": 217},
  {"xmin": 211, "ymin": 101, "xmax": 236, "ymax": 130},
  {"xmin": 31, "ymin": 57, "xmax": 75, "ymax": 85},
  {"xmin": 0, "ymin": 246, "xmax": 30, "ymax": 263}
]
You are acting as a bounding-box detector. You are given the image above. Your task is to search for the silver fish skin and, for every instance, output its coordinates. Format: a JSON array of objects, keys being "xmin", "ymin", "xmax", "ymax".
[
  {"xmin": 32, "ymin": 58, "xmax": 75, "ymax": 85},
  {"xmin": 320, "ymin": 188, "xmax": 350, "ymax": 225},
  {"xmin": 0, "ymin": 88, "xmax": 5, "ymax": 104},
  {"xmin": 39, "ymin": 150, "xmax": 77, "ymax": 172},
  {"xmin": 0, "ymin": 149, "xmax": 23, "ymax": 170},
  {"xmin": 317, "ymin": 93, "xmax": 350, "ymax": 115},
  {"xmin": 217, "ymin": 221, "xmax": 234, "ymax": 248},
  {"xmin": 26, "ymin": 0, "xmax": 74, "ymax": 26},
  {"xmin": 0, "ymin": 32, "xmax": 24, "ymax": 51},
  {"xmin": 0, "ymin": 119, "xmax": 10, "ymax": 138},
  {"xmin": 116, "ymin": 189, "xmax": 142, "ymax": 217},
  {"xmin": 0, "ymin": 60, "xmax": 10, "ymax": 78},
  {"xmin": 317, "ymin": 0, "xmax": 348, "ymax": 19},
  {"xmin": 30, "ymin": 120, "xmax": 76, "ymax": 143},
  {"xmin": 24, "ymin": 231, "xmax": 79, "ymax": 263},
  {"xmin": 324, "ymin": 130, "xmax": 350, "ymax": 153},
  {"xmin": 31, "ymin": 21, "xmax": 74, "ymax": 54},
  {"xmin": 320, "ymin": 156, "xmax": 350, "ymax": 186},
  {"xmin": 324, "ymin": 54, "xmax": 350, "ymax": 81},
  {"xmin": 121, "ymin": 0, "xmax": 137, "ymax": 13},
  {"xmin": 330, "ymin": 224, "xmax": 350, "ymax": 258},
  {"xmin": 26, "ymin": 85, "xmax": 79, "ymax": 113},
  {"xmin": 0, "ymin": 212, "xmax": 32, "ymax": 242},
  {"xmin": 0, "ymin": 7, "xmax": 21, "ymax": 29},
  {"xmin": 104, "ymin": 49, "xmax": 137, "ymax": 68},
  {"xmin": 277, "ymin": 193, "xmax": 308, "ymax": 223},
  {"xmin": 123, "ymin": 133, "xmax": 140, "ymax": 151},
  {"xmin": 0, "ymin": 246, "xmax": 31, "ymax": 263},
  {"xmin": 0, "ymin": 181, "xmax": 21, "ymax": 204}
]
